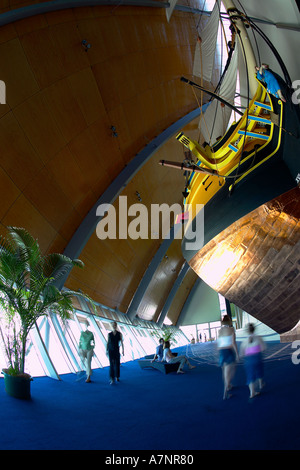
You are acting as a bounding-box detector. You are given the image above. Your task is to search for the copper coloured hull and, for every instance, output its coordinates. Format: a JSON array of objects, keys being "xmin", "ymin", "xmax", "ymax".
[{"xmin": 188, "ymin": 186, "xmax": 300, "ymax": 334}]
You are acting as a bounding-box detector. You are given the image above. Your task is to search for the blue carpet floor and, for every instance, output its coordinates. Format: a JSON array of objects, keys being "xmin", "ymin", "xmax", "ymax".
[{"xmin": 0, "ymin": 339, "xmax": 299, "ymax": 451}]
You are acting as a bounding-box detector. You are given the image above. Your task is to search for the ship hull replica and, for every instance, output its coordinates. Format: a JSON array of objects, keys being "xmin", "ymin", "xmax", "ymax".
[{"xmin": 177, "ymin": 78, "xmax": 300, "ymax": 337}]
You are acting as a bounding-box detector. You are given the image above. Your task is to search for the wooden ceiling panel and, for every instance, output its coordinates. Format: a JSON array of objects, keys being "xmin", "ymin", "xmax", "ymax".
[
  {"xmin": 155, "ymin": 46, "xmax": 181, "ymax": 83},
  {"xmin": 121, "ymin": 51, "xmax": 152, "ymax": 97},
  {"xmin": 91, "ymin": 59, "xmax": 122, "ymax": 112},
  {"xmin": 72, "ymin": 188, "xmax": 101, "ymax": 220},
  {"xmin": 88, "ymin": 118, "xmax": 125, "ymax": 177},
  {"xmin": 91, "ymin": 15, "xmax": 126, "ymax": 60},
  {"xmin": 42, "ymin": 78, "xmax": 87, "ymax": 143},
  {"xmin": 106, "ymin": 104, "xmax": 133, "ymax": 161},
  {"xmin": 20, "ymin": 27, "xmax": 68, "ymax": 88},
  {"xmin": 0, "ymin": 38, "xmax": 39, "ymax": 108},
  {"xmin": 13, "ymin": 92, "xmax": 66, "ymax": 164},
  {"xmin": 82, "ymin": 236, "xmax": 131, "ymax": 286},
  {"xmin": 115, "ymin": 14, "xmax": 145, "ymax": 54},
  {"xmin": 44, "ymin": 8, "xmax": 76, "ymax": 27},
  {"xmin": 2, "ymin": 193, "xmax": 57, "ymax": 253},
  {"xmin": 14, "ymin": 12, "xmax": 48, "ymax": 36},
  {"xmin": 180, "ymin": 44, "xmax": 194, "ymax": 75},
  {"xmin": 67, "ymin": 126, "xmax": 111, "ymax": 188},
  {"xmin": 122, "ymin": 95, "xmax": 150, "ymax": 154},
  {"xmin": 87, "ymin": 232, "xmax": 136, "ymax": 273},
  {"xmin": 0, "ymin": 23, "xmax": 17, "ymax": 46},
  {"xmin": 136, "ymin": 88, "xmax": 167, "ymax": 140},
  {"xmin": 0, "ymin": 165, "xmax": 20, "ymax": 220},
  {"xmin": 141, "ymin": 48, "xmax": 162, "ymax": 90},
  {"xmin": 0, "ymin": 111, "xmax": 44, "ymax": 191},
  {"xmin": 58, "ymin": 208, "xmax": 83, "ymax": 245},
  {"xmin": 67, "ymin": 67, "xmax": 107, "ymax": 126},
  {"xmin": 46, "ymin": 146, "xmax": 92, "ymax": 207},
  {"xmin": 42, "ymin": 20, "xmax": 90, "ymax": 77},
  {"xmin": 0, "ymin": 6, "xmax": 199, "ymax": 323},
  {"xmin": 22, "ymin": 166, "xmax": 75, "ymax": 232},
  {"xmin": 20, "ymin": 23, "xmax": 89, "ymax": 88}
]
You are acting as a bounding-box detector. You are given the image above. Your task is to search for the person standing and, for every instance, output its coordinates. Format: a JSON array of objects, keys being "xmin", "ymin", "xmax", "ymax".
[
  {"xmin": 107, "ymin": 321, "xmax": 124, "ymax": 384},
  {"xmin": 78, "ymin": 319, "xmax": 95, "ymax": 383},
  {"xmin": 217, "ymin": 315, "xmax": 239, "ymax": 399}
]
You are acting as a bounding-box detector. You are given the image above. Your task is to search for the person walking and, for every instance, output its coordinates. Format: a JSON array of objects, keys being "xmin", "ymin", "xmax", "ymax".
[
  {"xmin": 107, "ymin": 321, "xmax": 124, "ymax": 384},
  {"xmin": 217, "ymin": 315, "xmax": 239, "ymax": 399},
  {"xmin": 240, "ymin": 323, "xmax": 266, "ymax": 399},
  {"xmin": 78, "ymin": 319, "xmax": 95, "ymax": 383}
]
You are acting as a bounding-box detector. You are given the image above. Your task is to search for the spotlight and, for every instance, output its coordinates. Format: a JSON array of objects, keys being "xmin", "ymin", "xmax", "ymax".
[
  {"xmin": 111, "ymin": 125, "xmax": 118, "ymax": 137},
  {"xmin": 82, "ymin": 40, "xmax": 91, "ymax": 51},
  {"xmin": 135, "ymin": 191, "xmax": 142, "ymax": 202}
]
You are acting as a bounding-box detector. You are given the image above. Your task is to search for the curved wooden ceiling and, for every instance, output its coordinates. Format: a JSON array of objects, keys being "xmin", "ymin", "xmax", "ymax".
[
  {"xmin": 3, "ymin": 1, "xmax": 298, "ymax": 332},
  {"xmin": 0, "ymin": 1, "xmax": 202, "ymax": 323}
]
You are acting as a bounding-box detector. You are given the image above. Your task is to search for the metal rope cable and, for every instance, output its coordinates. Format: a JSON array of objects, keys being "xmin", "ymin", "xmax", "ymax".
[
  {"xmin": 229, "ymin": 22, "xmax": 250, "ymax": 194},
  {"xmin": 228, "ymin": 7, "xmax": 292, "ymax": 90}
]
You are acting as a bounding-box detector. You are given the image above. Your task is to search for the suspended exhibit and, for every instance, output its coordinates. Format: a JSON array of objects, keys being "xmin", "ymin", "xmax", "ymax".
[{"xmin": 165, "ymin": 0, "xmax": 300, "ymax": 335}]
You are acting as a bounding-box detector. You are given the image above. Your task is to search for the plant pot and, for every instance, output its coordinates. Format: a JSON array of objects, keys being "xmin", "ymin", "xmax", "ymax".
[{"xmin": 2, "ymin": 369, "xmax": 33, "ymax": 399}]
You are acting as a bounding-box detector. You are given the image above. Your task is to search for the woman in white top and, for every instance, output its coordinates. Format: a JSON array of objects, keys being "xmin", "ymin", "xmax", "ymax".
[
  {"xmin": 217, "ymin": 315, "xmax": 239, "ymax": 399},
  {"xmin": 163, "ymin": 341, "xmax": 196, "ymax": 374},
  {"xmin": 240, "ymin": 323, "xmax": 265, "ymax": 398}
]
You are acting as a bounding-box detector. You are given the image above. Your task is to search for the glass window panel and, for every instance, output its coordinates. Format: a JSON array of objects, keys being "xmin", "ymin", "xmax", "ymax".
[
  {"xmin": 42, "ymin": 316, "xmax": 74, "ymax": 375},
  {"xmin": 118, "ymin": 325, "xmax": 137, "ymax": 362},
  {"xmin": 127, "ymin": 326, "xmax": 147, "ymax": 358},
  {"xmin": 25, "ymin": 329, "xmax": 49, "ymax": 377}
]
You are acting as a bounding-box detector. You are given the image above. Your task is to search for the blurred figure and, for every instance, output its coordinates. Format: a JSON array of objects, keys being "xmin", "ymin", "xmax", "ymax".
[
  {"xmin": 240, "ymin": 323, "xmax": 266, "ymax": 399},
  {"xmin": 151, "ymin": 338, "xmax": 164, "ymax": 362},
  {"xmin": 107, "ymin": 321, "xmax": 124, "ymax": 384},
  {"xmin": 78, "ymin": 319, "xmax": 95, "ymax": 383},
  {"xmin": 217, "ymin": 315, "xmax": 239, "ymax": 399},
  {"xmin": 163, "ymin": 340, "xmax": 196, "ymax": 374}
]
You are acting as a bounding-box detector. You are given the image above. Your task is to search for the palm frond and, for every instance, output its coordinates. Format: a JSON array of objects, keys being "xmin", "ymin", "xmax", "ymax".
[
  {"xmin": 8, "ymin": 227, "xmax": 41, "ymax": 268},
  {"xmin": 0, "ymin": 226, "xmax": 93, "ymax": 374}
]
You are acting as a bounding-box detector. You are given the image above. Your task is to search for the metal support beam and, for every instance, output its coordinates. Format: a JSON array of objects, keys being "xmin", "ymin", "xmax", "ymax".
[
  {"xmin": 0, "ymin": 1, "xmax": 211, "ymax": 27},
  {"xmin": 157, "ymin": 262, "xmax": 189, "ymax": 327},
  {"xmin": 0, "ymin": 0, "xmax": 292, "ymax": 30},
  {"xmin": 127, "ymin": 224, "xmax": 182, "ymax": 321},
  {"xmin": 176, "ymin": 277, "xmax": 200, "ymax": 327},
  {"xmin": 225, "ymin": 298, "xmax": 232, "ymax": 320}
]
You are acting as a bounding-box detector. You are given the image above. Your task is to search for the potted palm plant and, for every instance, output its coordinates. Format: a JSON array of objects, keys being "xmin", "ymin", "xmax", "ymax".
[{"xmin": 0, "ymin": 226, "xmax": 95, "ymax": 399}]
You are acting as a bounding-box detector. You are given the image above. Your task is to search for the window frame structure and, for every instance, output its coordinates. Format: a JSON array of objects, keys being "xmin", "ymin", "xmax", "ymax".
[{"xmin": 0, "ymin": 293, "xmax": 189, "ymax": 379}]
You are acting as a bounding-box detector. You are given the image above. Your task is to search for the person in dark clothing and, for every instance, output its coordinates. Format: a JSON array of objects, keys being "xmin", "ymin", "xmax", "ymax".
[{"xmin": 106, "ymin": 321, "xmax": 124, "ymax": 384}]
